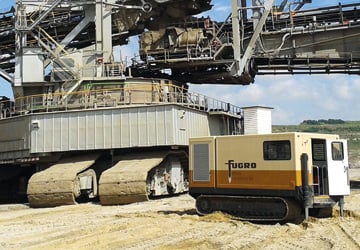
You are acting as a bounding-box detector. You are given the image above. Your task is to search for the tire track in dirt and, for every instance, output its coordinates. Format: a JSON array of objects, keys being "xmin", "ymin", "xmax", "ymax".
[
  {"xmin": 301, "ymin": 217, "xmax": 360, "ymax": 250},
  {"xmin": 329, "ymin": 222, "xmax": 360, "ymax": 249},
  {"xmin": 338, "ymin": 223, "xmax": 360, "ymax": 248}
]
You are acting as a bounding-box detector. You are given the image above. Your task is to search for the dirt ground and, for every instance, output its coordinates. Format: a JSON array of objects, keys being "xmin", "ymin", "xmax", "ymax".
[{"xmin": 0, "ymin": 171, "xmax": 360, "ymax": 250}]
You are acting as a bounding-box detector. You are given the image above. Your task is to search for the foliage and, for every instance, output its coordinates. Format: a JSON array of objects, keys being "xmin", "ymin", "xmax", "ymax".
[{"xmin": 301, "ymin": 119, "xmax": 345, "ymax": 125}]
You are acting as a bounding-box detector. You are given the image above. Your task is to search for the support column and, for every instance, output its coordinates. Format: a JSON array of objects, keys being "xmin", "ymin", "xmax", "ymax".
[
  {"xmin": 95, "ymin": 0, "xmax": 113, "ymax": 77},
  {"xmin": 14, "ymin": 0, "xmax": 26, "ymax": 97},
  {"xmin": 231, "ymin": 0, "xmax": 241, "ymax": 74}
]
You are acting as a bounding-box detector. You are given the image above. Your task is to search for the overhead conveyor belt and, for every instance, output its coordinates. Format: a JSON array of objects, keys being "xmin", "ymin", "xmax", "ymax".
[
  {"xmin": 99, "ymin": 152, "xmax": 168, "ymax": 205},
  {"xmin": 27, "ymin": 154, "xmax": 99, "ymax": 207}
]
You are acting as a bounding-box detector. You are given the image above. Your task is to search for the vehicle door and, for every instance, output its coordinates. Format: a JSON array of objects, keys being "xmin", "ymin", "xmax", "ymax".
[{"xmin": 326, "ymin": 140, "xmax": 350, "ymax": 196}]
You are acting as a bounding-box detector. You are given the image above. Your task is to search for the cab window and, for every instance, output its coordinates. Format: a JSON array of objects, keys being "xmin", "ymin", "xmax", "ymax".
[
  {"xmin": 331, "ymin": 142, "xmax": 344, "ymax": 161},
  {"xmin": 263, "ymin": 140, "xmax": 291, "ymax": 160},
  {"xmin": 312, "ymin": 140, "xmax": 326, "ymax": 161}
]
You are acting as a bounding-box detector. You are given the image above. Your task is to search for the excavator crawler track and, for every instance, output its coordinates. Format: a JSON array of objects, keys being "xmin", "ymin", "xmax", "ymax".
[
  {"xmin": 99, "ymin": 151, "xmax": 188, "ymax": 205},
  {"xmin": 27, "ymin": 154, "xmax": 99, "ymax": 207},
  {"xmin": 195, "ymin": 195, "xmax": 303, "ymax": 222}
]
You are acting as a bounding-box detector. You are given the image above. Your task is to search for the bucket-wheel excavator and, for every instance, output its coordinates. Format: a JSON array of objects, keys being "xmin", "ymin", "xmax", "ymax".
[{"xmin": 0, "ymin": 0, "xmax": 358, "ymax": 210}]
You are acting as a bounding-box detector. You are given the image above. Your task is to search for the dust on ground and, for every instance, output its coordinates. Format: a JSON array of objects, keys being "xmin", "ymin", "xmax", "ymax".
[{"xmin": 1, "ymin": 175, "xmax": 360, "ymax": 249}]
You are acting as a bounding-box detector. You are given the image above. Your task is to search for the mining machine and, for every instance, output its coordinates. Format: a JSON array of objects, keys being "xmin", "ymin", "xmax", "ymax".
[
  {"xmin": 0, "ymin": 0, "xmax": 358, "ymax": 208},
  {"xmin": 0, "ymin": 0, "xmax": 242, "ymax": 207}
]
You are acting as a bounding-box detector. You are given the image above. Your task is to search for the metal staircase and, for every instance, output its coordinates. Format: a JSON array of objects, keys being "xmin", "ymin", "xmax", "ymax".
[{"xmin": 16, "ymin": 0, "xmax": 62, "ymax": 31}]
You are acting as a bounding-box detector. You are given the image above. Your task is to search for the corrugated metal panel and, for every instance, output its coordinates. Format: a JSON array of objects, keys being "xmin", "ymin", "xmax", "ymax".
[
  {"xmin": 0, "ymin": 104, "xmax": 240, "ymax": 159},
  {"xmin": 174, "ymin": 108, "xmax": 211, "ymax": 145},
  {"xmin": 0, "ymin": 116, "xmax": 31, "ymax": 160},
  {"xmin": 29, "ymin": 104, "xmax": 211, "ymax": 153},
  {"xmin": 257, "ymin": 109, "xmax": 272, "ymax": 134},
  {"xmin": 244, "ymin": 109, "xmax": 258, "ymax": 134},
  {"xmin": 243, "ymin": 107, "xmax": 272, "ymax": 135}
]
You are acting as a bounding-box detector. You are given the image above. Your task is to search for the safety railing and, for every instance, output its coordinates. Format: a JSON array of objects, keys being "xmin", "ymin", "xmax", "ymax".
[
  {"xmin": 269, "ymin": 2, "xmax": 360, "ymax": 31},
  {"xmin": 312, "ymin": 164, "xmax": 329, "ymax": 196},
  {"xmin": 0, "ymin": 84, "xmax": 243, "ymax": 119}
]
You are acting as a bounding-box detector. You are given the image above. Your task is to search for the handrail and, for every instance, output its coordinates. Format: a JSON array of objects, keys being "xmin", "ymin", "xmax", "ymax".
[
  {"xmin": 0, "ymin": 84, "xmax": 243, "ymax": 119},
  {"xmin": 312, "ymin": 165, "xmax": 320, "ymax": 196}
]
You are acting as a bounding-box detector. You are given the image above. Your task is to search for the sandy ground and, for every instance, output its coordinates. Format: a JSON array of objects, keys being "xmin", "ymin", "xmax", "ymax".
[{"xmin": 0, "ymin": 171, "xmax": 360, "ymax": 249}]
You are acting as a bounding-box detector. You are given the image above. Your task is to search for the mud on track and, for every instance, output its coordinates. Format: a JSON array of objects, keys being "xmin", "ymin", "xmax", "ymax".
[{"xmin": 0, "ymin": 188, "xmax": 360, "ymax": 250}]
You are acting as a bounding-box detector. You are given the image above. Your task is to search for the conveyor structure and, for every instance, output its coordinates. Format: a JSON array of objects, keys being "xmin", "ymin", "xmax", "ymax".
[{"xmin": 0, "ymin": 0, "xmax": 359, "ymax": 89}]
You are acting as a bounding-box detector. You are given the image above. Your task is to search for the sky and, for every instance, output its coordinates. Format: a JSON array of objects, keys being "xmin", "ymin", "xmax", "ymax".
[{"xmin": 1, "ymin": 0, "xmax": 360, "ymax": 124}]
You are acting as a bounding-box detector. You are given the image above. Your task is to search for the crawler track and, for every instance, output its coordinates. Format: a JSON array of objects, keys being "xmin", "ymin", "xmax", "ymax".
[
  {"xmin": 27, "ymin": 154, "xmax": 99, "ymax": 207},
  {"xmin": 99, "ymin": 152, "xmax": 168, "ymax": 205},
  {"xmin": 99, "ymin": 151, "xmax": 188, "ymax": 205},
  {"xmin": 195, "ymin": 195, "xmax": 303, "ymax": 222}
]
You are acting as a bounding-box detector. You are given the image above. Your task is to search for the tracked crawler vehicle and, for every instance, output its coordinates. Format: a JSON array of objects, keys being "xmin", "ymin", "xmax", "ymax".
[
  {"xmin": 189, "ymin": 133, "xmax": 350, "ymax": 222},
  {"xmin": 0, "ymin": 0, "xmax": 243, "ymax": 207},
  {"xmin": 0, "ymin": 79, "xmax": 242, "ymax": 206}
]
